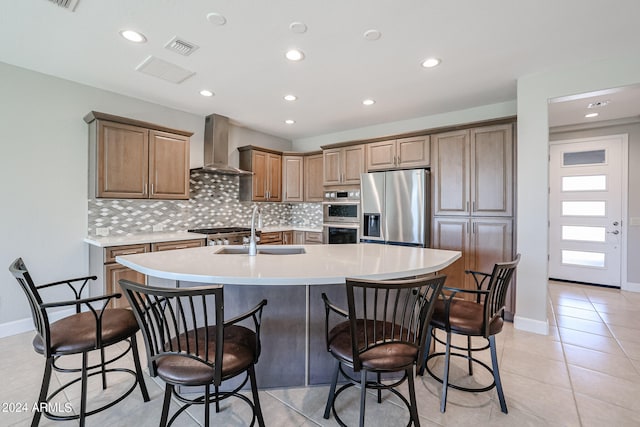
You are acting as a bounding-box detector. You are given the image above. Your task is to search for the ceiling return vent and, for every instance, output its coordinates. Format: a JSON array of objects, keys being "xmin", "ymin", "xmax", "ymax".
[
  {"xmin": 165, "ymin": 37, "xmax": 199, "ymax": 56},
  {"xmin": 48, "ymin": 0, "xmax": 80, "ymax": 11},
  {"xmin": 135, "ymin": 56, "xmax": 195, "ymax": 84}
]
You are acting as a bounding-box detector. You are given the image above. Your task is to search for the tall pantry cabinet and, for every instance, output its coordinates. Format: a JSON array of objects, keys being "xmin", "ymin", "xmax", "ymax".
[{"xmin": 431, "ymin": 123, "xmax": 516, "ymax": 316}]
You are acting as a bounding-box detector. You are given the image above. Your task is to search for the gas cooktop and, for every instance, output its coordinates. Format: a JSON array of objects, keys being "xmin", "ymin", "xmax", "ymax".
[{"xmin": 188, "ymin": 227, "xmax": 251, "ymax": 235}]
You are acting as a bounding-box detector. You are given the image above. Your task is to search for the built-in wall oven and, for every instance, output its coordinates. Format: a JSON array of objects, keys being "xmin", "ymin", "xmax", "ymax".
[{"xmin": 322, "ymin": 189, "xmax": 360, "ymax": 244}]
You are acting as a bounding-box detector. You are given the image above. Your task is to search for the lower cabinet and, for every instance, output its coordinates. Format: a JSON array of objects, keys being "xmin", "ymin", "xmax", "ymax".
[
  {"xmin": 304, "ymin": 231, "xmax": 324, "ymax": 244},
  {"xmin": 90, "ymin": 238, "xmax": 205, "ymax": 308},
  {"xmin": 259, "ymin": 231, "xmax": 283, "ymax": 245},
  {"xmin": 293, "ymin": 231, "xmax": 305, "ymax": 244},
  {"xmin": 282, "ymin": 230, "xmax": 294, "ymax": 245},
  {"xmin": 432, "ymin": 217, "xmax": 513, "ymax": 311}
]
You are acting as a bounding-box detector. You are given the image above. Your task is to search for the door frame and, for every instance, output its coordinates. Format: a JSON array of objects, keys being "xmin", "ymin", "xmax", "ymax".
[{"xmin": 548, "ymin": 134, "xmax": 629, "ymax": 290}]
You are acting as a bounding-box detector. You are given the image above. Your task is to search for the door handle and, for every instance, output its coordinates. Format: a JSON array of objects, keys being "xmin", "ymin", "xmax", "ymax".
[
  {"xmin": 613, "ymin": 221, "xmax": 619, "ymax": 226},
  {"xmin": 608, "ymin": 230, "xmax": 620, "ymax": 235}
]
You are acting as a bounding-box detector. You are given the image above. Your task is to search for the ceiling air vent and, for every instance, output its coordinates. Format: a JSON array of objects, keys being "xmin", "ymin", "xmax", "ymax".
[
  {"xmin": 165, "ymin": 37, "xmax": 199, "ymax": 56},
  {"xmin": 48, "ymin": 0, "xmax": 80, "ymax": 11},
  {"xmin": 135, "ymin": 56, "xmax": 195, "ymax": 84}
]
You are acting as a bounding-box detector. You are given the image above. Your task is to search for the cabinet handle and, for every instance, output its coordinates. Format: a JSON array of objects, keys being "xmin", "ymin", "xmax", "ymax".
[
  {"xmin": 472, "ymin": 201, "xmax": 476, "ymax": 212},
  {"xmin": 173, "ymin": 245, "xmax": 188, "ymax": 249},
  {"xmin": 396, "ymin": 155, "xmax": 400, "ymax": 165},
  {"xmin": 143, "ymin": 183, "xmax": 148, "ymax": 195},
  {"xmin": 150, "ymin": 183, "xmax": 154, "ymax": 195},
  {"xmin": 466, "ymin": 201, "xmax": 469, "ymax": 212},
  {"xmin": 121, "ymin": 250, "xmax": 139, "ymax": 255}
]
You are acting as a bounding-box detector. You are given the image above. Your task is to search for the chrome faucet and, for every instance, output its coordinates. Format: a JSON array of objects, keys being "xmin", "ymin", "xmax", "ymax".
[{"xmin": 248, "ymin": 205, "xmax": 262, "ymax": 256}]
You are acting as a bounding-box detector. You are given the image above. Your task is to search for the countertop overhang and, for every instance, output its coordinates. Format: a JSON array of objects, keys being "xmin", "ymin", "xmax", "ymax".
[{"xmin": 116, "ymin": 244, "xmax": 461, "ymax": 285}]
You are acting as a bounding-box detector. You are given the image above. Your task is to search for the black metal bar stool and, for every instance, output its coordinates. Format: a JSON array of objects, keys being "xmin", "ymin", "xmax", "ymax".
[{"xmin": 9, "ymin": 257, "xmax": 150, "ymax": 427}]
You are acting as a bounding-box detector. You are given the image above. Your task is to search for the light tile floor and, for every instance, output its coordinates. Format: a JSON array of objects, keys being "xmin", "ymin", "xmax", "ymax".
[{"xmin": 2, "ymin": 280, "xmax": 640, "ymax": 426}]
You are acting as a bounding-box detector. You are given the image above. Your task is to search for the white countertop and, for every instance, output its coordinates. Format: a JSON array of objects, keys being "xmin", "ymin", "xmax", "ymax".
[
  {"xmin": 116, "ymin": 244, "xmax": 461, "ymax": 285},
  {"xmin": 85, "ymin": 227, "xmax": 323, "ymax": 247},
  {"xmin": 84, "ymin": 231, "xmax": 208, "ymax": 247}
]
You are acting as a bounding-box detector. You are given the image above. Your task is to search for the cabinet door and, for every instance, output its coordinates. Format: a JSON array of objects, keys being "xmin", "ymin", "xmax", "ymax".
[
  {"xmin": 259, "ymin": 231, "xmax": 283, "ymax": 244},
  {"xmin": 323, "ymin": 148, "xmax": 342, "ymax": 185},
  {"xmin": 282, "ymin": 155, "xmax": 303, "ymax": 202},
  {"xmin": 293, "ymin": 231, "xmax": 305, "ymax": 244},
  {"xmin": 468, "ymin": 218, "xmax": 513, "ymax": 274},
  {"xmin": 282, "ymin": 230, "xmax": 294, "ymax": 245},
  {"xmin": 305, "ymin": 231, "xmax": 324, "ymax": 244},
  {"xmin": 97, "ymin": 121, "xmax": 149, "ymax": 198},
  {"xmin": 397, "ymin": 136, "xmax": 430, "ymax": 168},
  {"xmin": 470, "ymin": 124, "xmax": 513, "ymax": 216},
  {"xmin": 432, "ymin": 130, "xmax": 470, "ymax": 216},
  {"xmin": 251, "ymin": 151, "xmax": 269, "ymax": 201},
  {"xmin": 304, "ymin": 154, "xmax": 324, "ymax": 202},
  {"xmin": 149, "ymin": 130, "xmax": 190, "ymax": 200},
  {"xmin": 366, "ymin": 140, "xmax": 396, "ymax": 171},
  {"xmin": 432, "ymin": 217, "xmax": 471, "ymax": 298},
  {"xmin": 151, "ymin": 239, "xmax": 205, "ymax": 252},
  {"xmin": 342, "ymin": 145, "xmax": 366, "ymax": 185},
  {"xmin": 105, "ymin": 264, "xmax": 146, "ymax": 309},
  {"xmin": 267, "ymin": 153, "xmax": 282, "ymax": 201}
]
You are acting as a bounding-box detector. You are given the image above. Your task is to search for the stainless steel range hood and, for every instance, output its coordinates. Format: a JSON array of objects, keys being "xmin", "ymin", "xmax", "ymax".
[{"xmin": 199, "ymin": 114, "xmax": 253, "ymax": 175}]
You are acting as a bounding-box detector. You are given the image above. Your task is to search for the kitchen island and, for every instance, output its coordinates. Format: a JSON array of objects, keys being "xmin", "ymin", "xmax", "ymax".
[{"xmin": 117, "ymin": 244, "xmax": 461, "ymax": 388}]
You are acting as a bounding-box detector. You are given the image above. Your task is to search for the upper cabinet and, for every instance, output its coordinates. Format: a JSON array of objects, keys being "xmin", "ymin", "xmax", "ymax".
[
  {"xmin": 323, "ymin": 144, "xmax": 366, "ymax": 186},
  {"xmin": 432, "ymin": 124, "xmax": 513, "ymax": 217},
  {"xmin": 85, "ymin": 112, "xmax": 191, "ymax": 200},
  {"xmin": 282, "ymin": 154, "xmax": 304, "ymax": 202},
  {"xmin": 239, "ymin": 146, "xmax": 282, "ymax": 202},
  {"xmin": 366, "ymin": 136, "xmax": 430, "ymax": 171},
  {"xmin": 304, "ymin": 152, "xmax": 324, "ymax": 202}
]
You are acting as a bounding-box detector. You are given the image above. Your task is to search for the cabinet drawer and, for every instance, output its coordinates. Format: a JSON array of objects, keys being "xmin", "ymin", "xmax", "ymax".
[
  {"xmin": 104, "ymin": 244, "xmax": 150, "ymax": 263},
  {"xmin": 259, "ymin": 231, "xmax": 283, "ymax": 245},
  {"xmin": 151, "ymin": 239, "xmax": 205, "ymax": 252},
  {"xmin": 305, "ymin": 231, "xmax": 323, "ymax": 244}
]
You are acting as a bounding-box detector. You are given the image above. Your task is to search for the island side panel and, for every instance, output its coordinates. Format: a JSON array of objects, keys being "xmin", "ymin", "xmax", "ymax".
[
  {"xmin": 308, "ymin": 283, "xmax": 349, "ymax": 385},
  {"xmin": 224, "ymin": 284, "xmax": 307, "ymax": 388}
]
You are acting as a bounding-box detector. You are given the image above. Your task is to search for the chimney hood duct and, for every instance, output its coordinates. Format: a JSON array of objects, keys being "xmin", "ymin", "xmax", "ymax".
[{"xmin": 200, "ymin": 114, "xmax": 253, "ymax": 175}]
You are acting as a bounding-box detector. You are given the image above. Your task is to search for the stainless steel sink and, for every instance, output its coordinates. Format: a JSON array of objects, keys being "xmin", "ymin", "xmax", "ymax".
[{"xmin": 215, "ymin": 246, "xmax": 306, "ymax": 255}]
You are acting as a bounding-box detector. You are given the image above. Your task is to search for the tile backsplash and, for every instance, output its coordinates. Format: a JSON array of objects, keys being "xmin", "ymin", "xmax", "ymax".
[{"xmin": 88, "ymin": 170, "xmax": 322, "ymax": 236}]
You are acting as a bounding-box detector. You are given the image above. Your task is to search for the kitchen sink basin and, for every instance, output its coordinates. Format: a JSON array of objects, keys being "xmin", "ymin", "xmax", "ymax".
[{"xmin": 215, "ymin": 247, "xmax": 306, "ymax": 255}]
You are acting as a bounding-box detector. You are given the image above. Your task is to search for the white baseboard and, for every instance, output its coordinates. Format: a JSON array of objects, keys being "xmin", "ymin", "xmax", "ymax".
[
  {"xmin": 0, "ymin": 308, "xmax": 75, "ymax": 339},
  {"xmin": 622, "ymin": 281, "xmax": 640, "ymax": 293},
  {"xmin": 513, "ymin": 315, "xmax": 549, "ymax": 336}
]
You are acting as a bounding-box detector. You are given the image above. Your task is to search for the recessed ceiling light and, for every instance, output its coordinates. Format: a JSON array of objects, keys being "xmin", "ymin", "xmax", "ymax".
[
  {"xmin": 362, "ymin": 99, "xmax": 375, "ymax": 106},
  {"xmin": 206, "ymin": 12, "xmax": 227, "ymax": 25},
  {"xmin": 200, "ymin": 90, "xmax": 214, "ymax": 97},
  {"xmin": 120, "ymin": 30, "xmax": 147, "ymax": 43},
  {"xmin": 421, "ymin": 58, "xmax": 441, "ymax": 68},
  {"xmin": 585, "ymin": 112, "xmax": 599, "ymax": 118},
  {"xmin": 289, "ymin": 22, "xmax": 307, "ymax": 34},
  {"xmin": 363, "ymin": 29, "xmax": 382, "ymax": 41},
  {"xmin": 285, "ymin": 119, "xmax": 295, "ymax": 125},
  {"xmin": 284, "ymin": 94, "xmax": 297, "ymax": 101},
  {"xmin": 285, "ymin": 49, "xmax": 305, "ymax": 61}
]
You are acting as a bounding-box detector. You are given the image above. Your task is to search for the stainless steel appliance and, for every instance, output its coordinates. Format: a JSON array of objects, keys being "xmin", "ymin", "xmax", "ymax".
[
  {"xmin": 323, "ymin": 223, "xmax": 359, "ymax": 244},
  {"xmin": 188, "ymin": 227, "xmax": 256, "ymax": 246},
  {"xmin": 360, "ymin": 169, "xmax": 430, "ymax": 247},
  {"xmin": 322, "ymin": 189, "xmax": 360, "ymax": 244}
]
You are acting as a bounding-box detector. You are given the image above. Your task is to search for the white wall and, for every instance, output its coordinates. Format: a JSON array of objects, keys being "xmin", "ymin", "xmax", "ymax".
[
  {"xmin": 292, "ymin": 101, "xmax": 516, "ymax": 150},
  {"xmin": 515, "ymin": 54, "xmax": 640, "ymax": 334}
]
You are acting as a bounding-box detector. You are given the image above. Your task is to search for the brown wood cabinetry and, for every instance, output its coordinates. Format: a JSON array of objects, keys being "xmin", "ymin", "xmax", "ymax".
[
  {"xmin": 431, "ymin": 122, "xmax": 515, "ymax": 315},
  {"xmin": 85, "ymin": 112, "xmax": 191, "ymax": 200},
  {"xmin": 283, "ymin": 230, "xmax": 294, "ymax": 245},
  {"xmin": 239, "ymin": 146, "xmax": 282, "ymax": 202},
  {"xmin": 293, "ymin": 231, "xmax": 305, "ymax": 244},
  {"xmin": 259, "ymin": 231, "xmax": 283, "ymax": 245},
  {"xmin": 432, "ymin": 124, "xmax": 513, "ymax": 217},
  {"xmin": 151, "ymin": 239, "xmax": 205, "ymax": 252},
  {"xmin": 366, "ymin": 136, "xmax": 430, "ymax": 171},
  {"xmin": 304, "ymin": 231, "xmax": 324, "ymax": 244},
  {"xmin": 282, "ymin": 155, "xmax": 304, "ymax": 202},
  {"xmin": 323, "ymin": 144, "xmax": 366, "ymax": 186},
  {"xmin": 91, "ymin": 238, "xmax": 206, "ymax": 309},
  {"xmin": 432, "ymin": 217, "xmax": 513, "ymax": 298},
  {"xmin": 304, "ymin": 152, "xmax": 324, "ymax": 202}
]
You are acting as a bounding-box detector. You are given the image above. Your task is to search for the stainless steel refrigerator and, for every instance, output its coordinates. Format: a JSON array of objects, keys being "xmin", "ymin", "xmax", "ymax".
[{"xmin": 360, "ymin": 169, "xmax": 430, "ymax": 247}]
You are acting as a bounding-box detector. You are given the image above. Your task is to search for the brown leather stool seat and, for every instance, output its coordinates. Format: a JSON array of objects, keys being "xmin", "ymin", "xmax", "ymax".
[
  {"xmin": 430, "ymin": 299, "xmax": 504, "ymax": 337},
  {"xmin": 322, "ymin": 275, "xmax": 446, "ymax": 427}
]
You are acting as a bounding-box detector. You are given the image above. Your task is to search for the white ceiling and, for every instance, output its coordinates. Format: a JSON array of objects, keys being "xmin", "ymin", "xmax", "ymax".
[{"xmin": 1, "ymin": 0, "xmax": 639, "ymax": 139}]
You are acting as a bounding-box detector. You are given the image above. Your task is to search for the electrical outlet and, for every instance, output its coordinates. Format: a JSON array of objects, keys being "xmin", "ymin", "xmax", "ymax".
[
  {"xmin": 96, "ymin": 227, "xmax": 110, "ymax": 236},
  {"xmin": 153, "ymin": 224, "xmax": 164, "ymax": 232}
]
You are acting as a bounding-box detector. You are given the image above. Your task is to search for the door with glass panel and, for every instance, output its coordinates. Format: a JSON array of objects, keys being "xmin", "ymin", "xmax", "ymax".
[{"xmin": 549, "ymin": 136, "xmax": 625, "ymax": 287}]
